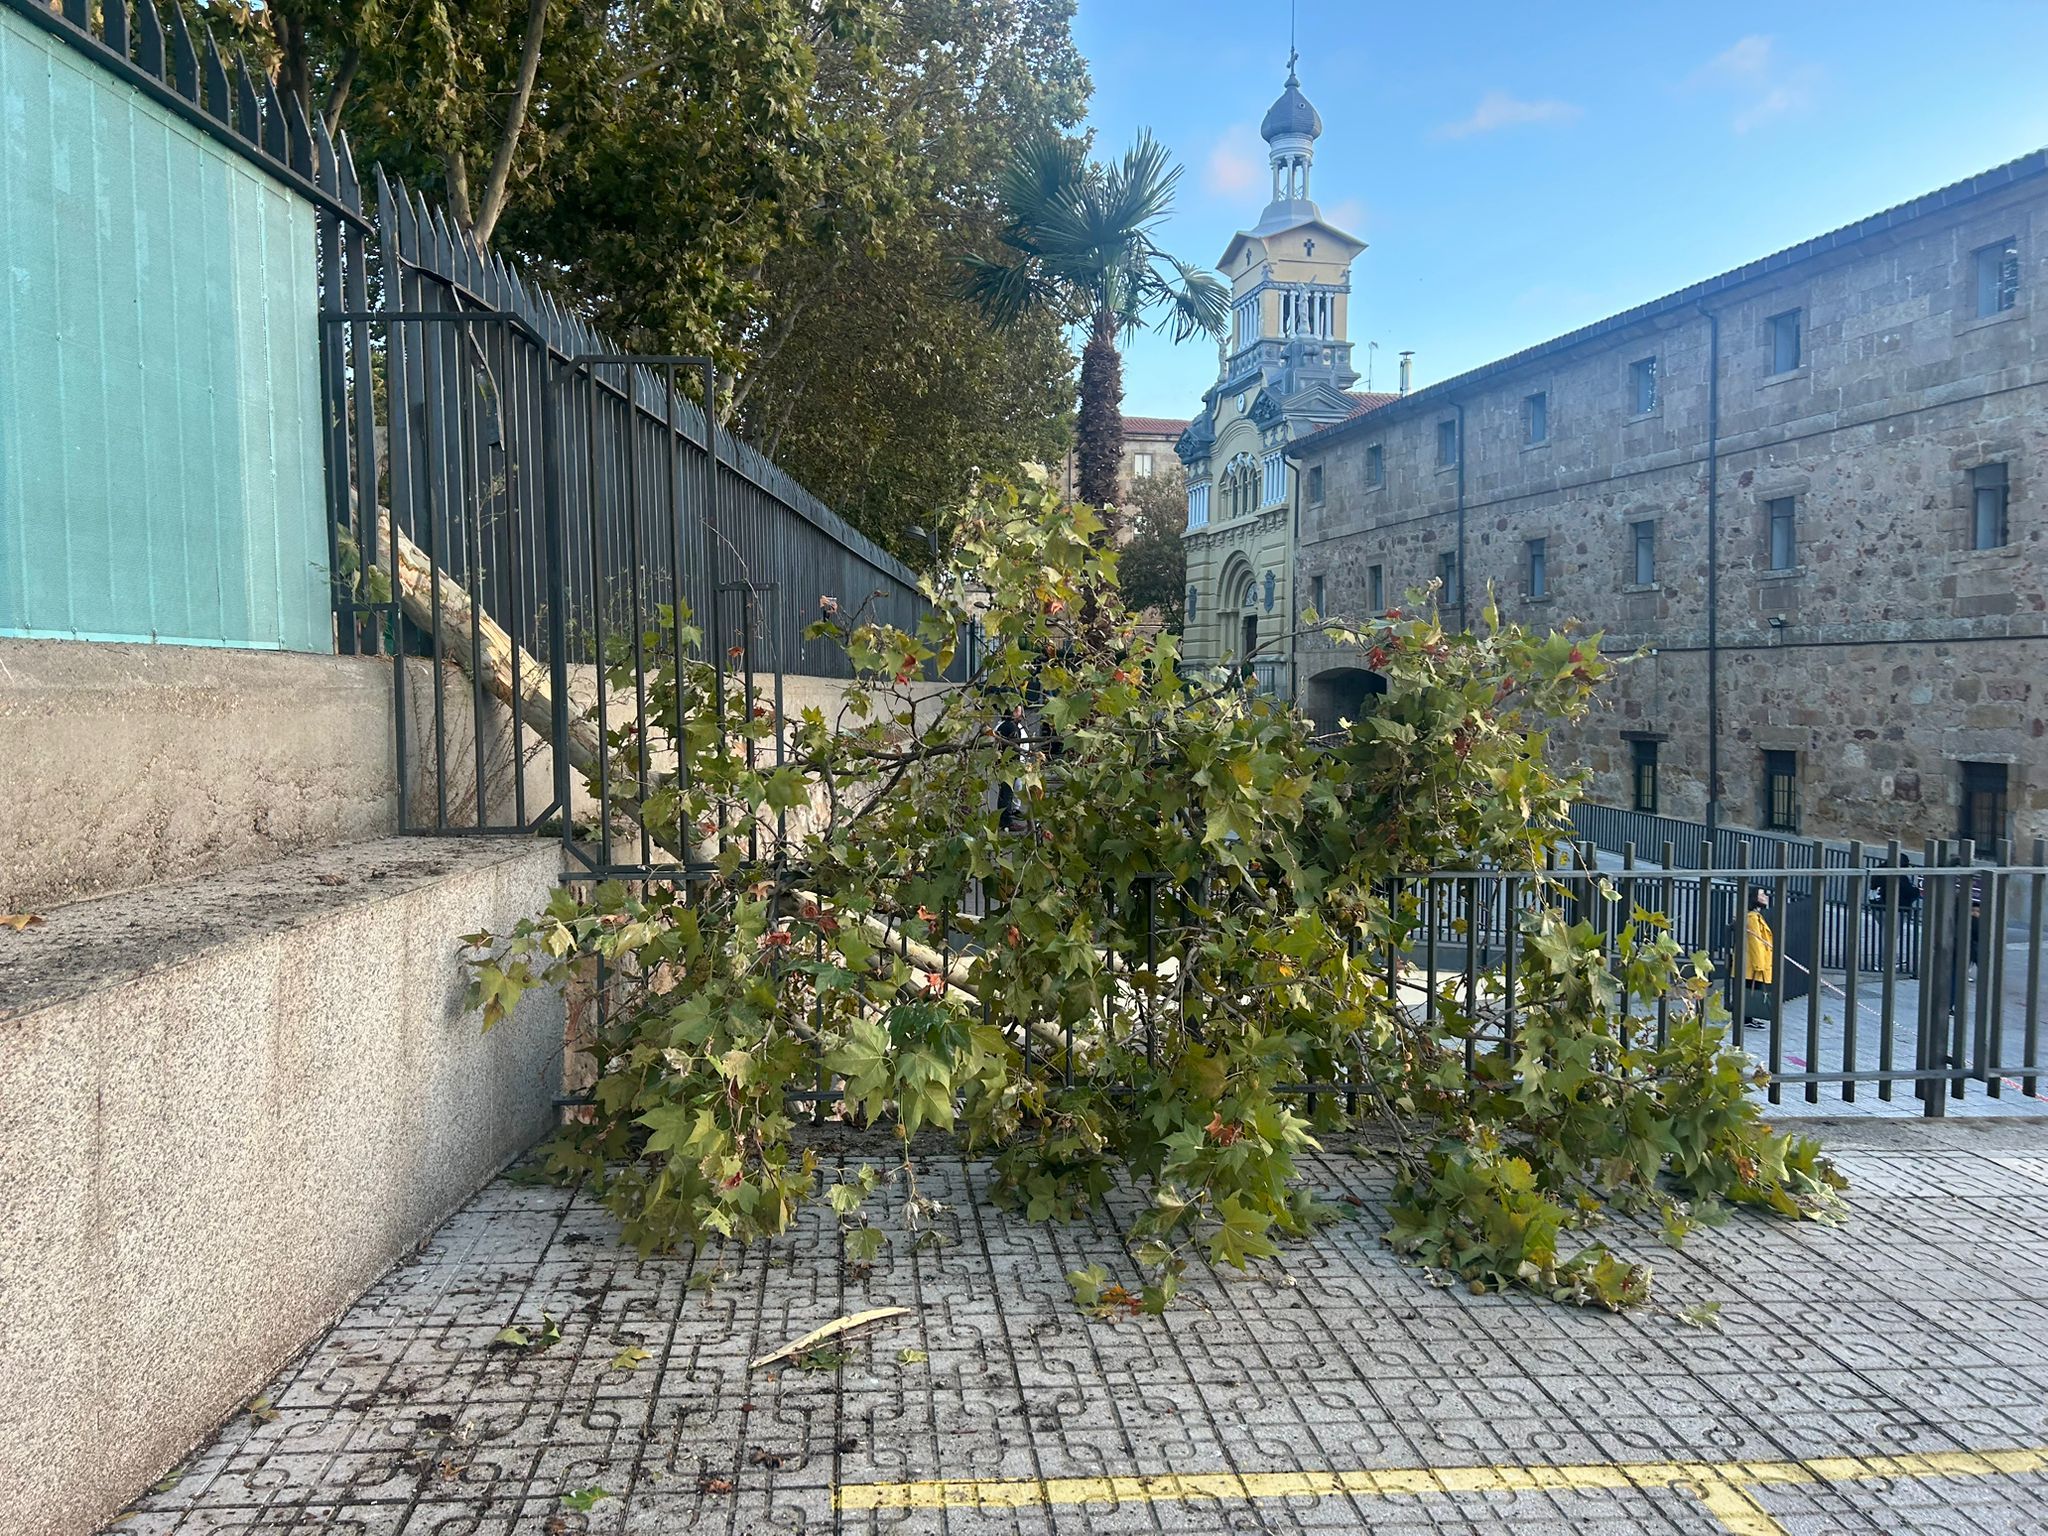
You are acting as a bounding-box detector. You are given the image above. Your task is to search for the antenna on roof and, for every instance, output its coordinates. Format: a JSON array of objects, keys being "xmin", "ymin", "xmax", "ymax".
[{"xmin": 1367, "ymin": 340, "xmax": 1378, "ymax": 391}]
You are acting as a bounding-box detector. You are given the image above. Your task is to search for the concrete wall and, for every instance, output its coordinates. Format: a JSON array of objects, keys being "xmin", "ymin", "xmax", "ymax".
[
  {"xmin": 0, "ymin": 638, "xmax": 913, "ymax": 912},
  {"xmin": 0, "ymin": 639, "xmax": 401, "ymax": 912},
  {"xmin": 1294, "ymin": 168, "xmax": 2048, "ymax": 852},
  {"xmin": 0, "ymin": 835, "xmax": 565, "ymax": 1536}
]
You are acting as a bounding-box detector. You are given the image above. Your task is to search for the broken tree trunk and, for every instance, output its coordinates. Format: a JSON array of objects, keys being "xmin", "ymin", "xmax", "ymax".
[{"xmin": 373, "ymin": 506, "xmax": 1098, "ymax": 1062}]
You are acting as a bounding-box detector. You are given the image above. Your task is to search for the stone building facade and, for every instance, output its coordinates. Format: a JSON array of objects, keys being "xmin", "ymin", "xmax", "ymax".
[
  {"xmin": 1176, "ymin": 57, "xmax": 1387, "ymax": 686},
  {"xmin": 1290, "ymin": 150, "xmax": 2048, "ymax": 855}
]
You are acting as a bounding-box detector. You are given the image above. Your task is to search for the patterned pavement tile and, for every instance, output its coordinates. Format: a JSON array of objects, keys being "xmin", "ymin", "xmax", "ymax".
[{"xmin": 102, "ymin": 1119, "xmax": 2048, "ymax": 1536}]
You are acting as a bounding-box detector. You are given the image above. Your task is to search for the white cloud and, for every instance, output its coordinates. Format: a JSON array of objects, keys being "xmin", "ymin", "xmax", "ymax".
[
  {"xmin": 1323, "ymin": 197, "xmax": 1367, "ymax": 234},
  {"xmin": 1698, "ymin": 33, "xmax": 1775, "ymax": 83},
  {"xmin": 1203, "ymin": 125, "xmax": 1265, "ymax": 198},
  {"xmin": 1689, "ymin": 35, "xmax": 1818, "ymax": 133},
  {"xmin": 1435, "ymin": 91, "xmax": 1584, "ymax": 141}
]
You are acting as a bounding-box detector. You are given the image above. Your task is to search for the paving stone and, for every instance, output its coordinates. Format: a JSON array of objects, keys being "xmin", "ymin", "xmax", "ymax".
[{"xmin": 102, "ymin": 1122, "xmax": 2048, "ymax": 1536}]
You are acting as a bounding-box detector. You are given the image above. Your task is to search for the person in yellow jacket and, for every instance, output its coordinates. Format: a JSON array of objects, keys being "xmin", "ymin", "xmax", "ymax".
[{"xmin": 1742, "ymin": 888, "xmax": 1775, "ymax": 985}]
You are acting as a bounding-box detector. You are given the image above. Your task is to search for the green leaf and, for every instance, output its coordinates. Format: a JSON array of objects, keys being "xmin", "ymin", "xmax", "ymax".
[
  {"xmin": 1676, "ymin": 1301, "xmax": 1724, "ymax": 1333},
  {"xmin": 763, "ymin": 765, "xmax": 809, "ymax": 811},
  {"xmin": 897, "ymin": 1347, "xmax": 928, "ymax": 1365},
  {"xmin": 611, "ymin": 1345, "xmax": 652, "ymax": 1370},
  {"xmin": 1066, "ymin": 1264, "xmax": 1108, "ymax": 1310},
  {"xmin": 491, "ymin": 1326, "xmax": 531, "ymax": 1349},
  {"xmin": 562, "ymin": 1486, "xmax": 612, "ymax": 1513}
]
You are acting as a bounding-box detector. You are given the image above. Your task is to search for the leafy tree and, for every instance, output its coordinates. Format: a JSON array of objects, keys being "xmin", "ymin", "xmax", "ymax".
[
  {"xmin": 1117, "ymin": 464, "xmax": 1188, "ymax": 631},
  {"xmin": 466, "ymin": 473, "xmax": 1845, "ymax": 1313},
  {"xmin": 729, "ymin": 0, "xmax": 1090, "ymax": 563},
  {"xmin": 963, "ymin": 136, "xmax": 1229, "ymax": 525},
  {"xmin": 192, "ymin": 1, "xmax": 888, "ymax": 371},
  {"xmin": 196, "ymin": 1, "xmax": 1090, "ymax": 558}
]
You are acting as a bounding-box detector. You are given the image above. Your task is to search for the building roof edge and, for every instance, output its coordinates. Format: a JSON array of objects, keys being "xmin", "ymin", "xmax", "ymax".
[{"xmin": 1287, "ymin": 146, "xmax": 2048, "ymax": 457}]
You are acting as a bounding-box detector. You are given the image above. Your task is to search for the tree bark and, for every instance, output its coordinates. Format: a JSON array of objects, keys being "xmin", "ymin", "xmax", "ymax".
[
  {"xmin": 322, "ymin": 46, "xmax": 361, "ymax": 137},
  {"xmin": 472, "ymin": 0, "xmax": 550, "ymax": 245},
  {"xmin": 1076, "ymin": 308, "xmax": 1124, "ymax": 534}
]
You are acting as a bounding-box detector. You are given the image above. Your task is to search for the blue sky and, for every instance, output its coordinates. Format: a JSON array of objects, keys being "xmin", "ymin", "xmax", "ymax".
[{"xmin": 1074, "ymin": 1, "xmax": 2048, "ymax": 418}]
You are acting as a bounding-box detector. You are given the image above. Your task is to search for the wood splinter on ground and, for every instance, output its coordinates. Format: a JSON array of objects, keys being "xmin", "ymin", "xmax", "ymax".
[{"xmin": 749, "ymin": 1306, "xmax": 910, "ymax": 1371}]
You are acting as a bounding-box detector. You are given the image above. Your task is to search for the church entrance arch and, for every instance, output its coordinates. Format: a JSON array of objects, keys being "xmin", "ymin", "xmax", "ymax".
[{"xmin": 1217, "ymin": 554, "xmax": 1258, "ymax": 664}]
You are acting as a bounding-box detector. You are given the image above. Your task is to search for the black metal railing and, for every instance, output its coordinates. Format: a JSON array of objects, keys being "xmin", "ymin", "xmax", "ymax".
[
  {"xmin": 314, "ymin": 171, "xmax": 931, "ymax": 842},
  {"xmin": 1398, "ymin": 843, "xmax": 2046, "ymax": 1115},
  {"xmin": 799, "ymin": 836, "xmax": 2046, "ymax": 1123}
]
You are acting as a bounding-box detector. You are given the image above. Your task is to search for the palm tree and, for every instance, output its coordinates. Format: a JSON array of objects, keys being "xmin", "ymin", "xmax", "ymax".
[{"xmin": 963, "ymin": 132, "xmax": 1228, "ymax": 526}]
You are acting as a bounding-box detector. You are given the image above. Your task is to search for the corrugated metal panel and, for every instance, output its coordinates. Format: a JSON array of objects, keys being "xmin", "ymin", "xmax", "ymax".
[{"xmin": 0, "ymin": 6, "xmax": 328, "ymax": 651}]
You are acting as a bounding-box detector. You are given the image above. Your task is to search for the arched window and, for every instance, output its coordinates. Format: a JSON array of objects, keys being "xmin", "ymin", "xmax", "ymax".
[{"xmin": 1221, "ymin": 452, "xmax": 1259, "ymax": 519}]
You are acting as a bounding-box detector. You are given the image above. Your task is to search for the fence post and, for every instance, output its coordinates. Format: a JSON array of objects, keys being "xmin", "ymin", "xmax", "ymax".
[
  {"xmin": 1952, "ymin": 837, "xmax": 1976, "ymax": 1102},
  {"xmin": 1656, "ymin": 839, "xmax": 1676, "ymax": 1047},
  {"xmin": 543, "ymin": 355, "xmax": 573, "ymax": 856},
  {"xmin": 1984, "ymin": 838, "xmax": 2012, "ymax": 1097},
  {"xmin": 1733, "ymin": 840, "xmax": 1752, "ymax": 1055},
  {"xmin": 2025, "ymin": 839, "xmax": 2044, "ymax": 1099},
  {"xmin": 1877, "ymin": 839, "xmax": 1900, "ymax": 1102},
  {"xmin": 1803, "ymin": 838, "xmax": 1824, "ymax": 1104},
  {"xmin": 1766, "ymin": 840, "xmax": 1788, "ymax": 1106},
  {"xmin": 1842, "ymin": 841, "xmax": 1864, "ymax": 1104},
  {"xmin": 1916, "ymin": 839, "xmax": 1943, "ymax": 1115}
]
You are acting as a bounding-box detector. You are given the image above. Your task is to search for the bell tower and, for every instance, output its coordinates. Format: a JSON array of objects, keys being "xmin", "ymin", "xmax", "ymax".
[
  {"xmin": 1176, "ymin": 50, "xmax": 1370, "ymax": 681},
  {"xmin": 1261, "ymin": 50, "xmax": 1322, "ymax": 222}
]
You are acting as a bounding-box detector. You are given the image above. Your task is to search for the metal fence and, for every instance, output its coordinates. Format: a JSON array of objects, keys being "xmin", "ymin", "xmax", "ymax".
[
  {"xmin": 315, "ymin": 168, "xmax": 933, "ymax": 842},
  {"xmin": 17, "ymin": 0, "xmax": 932, "ymax": 846},
  {"xmin": 1568, "ymin": 799, "xmax": 1926, "ymax": 876},
  {"xmin": 842, "ymin": 839, "xmax": 2045, "ymax": 1122},
  {"xmin": 1400, "ymin": 845, "xmax": 2045, "ymax": 1115}
]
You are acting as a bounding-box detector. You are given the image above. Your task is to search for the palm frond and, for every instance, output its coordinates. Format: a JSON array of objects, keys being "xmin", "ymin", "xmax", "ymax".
[
  {"xmin": 957, "ymin": 252, "xmax": 1060, "ymax": 329},
  {"xmin": 1094, "ymin": 130, "xmax": 1181, "ymax": 240}
]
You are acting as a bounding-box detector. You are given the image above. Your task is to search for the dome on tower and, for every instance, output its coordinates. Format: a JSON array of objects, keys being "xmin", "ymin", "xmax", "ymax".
[{"xmin": 1260, "ymin": 59, "xmax": 1323, "ymax": 142}]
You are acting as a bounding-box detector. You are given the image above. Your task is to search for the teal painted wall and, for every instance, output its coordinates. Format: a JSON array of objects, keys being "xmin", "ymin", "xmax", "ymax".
[{"xmin": 0, "ymin": 8, "xmax": 330, "ymax": 652}]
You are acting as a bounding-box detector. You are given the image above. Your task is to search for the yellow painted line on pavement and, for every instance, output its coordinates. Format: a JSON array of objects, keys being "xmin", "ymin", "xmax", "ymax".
[{"xmin": 835, "ymin": 1444, "xmax": 2048, "ymax": 1535}]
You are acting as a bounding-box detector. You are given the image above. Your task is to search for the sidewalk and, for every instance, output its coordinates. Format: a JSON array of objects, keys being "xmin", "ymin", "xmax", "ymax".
[{"xmin": 106, "ymin": 1120, "xmax": 2048, "ymax": 1535}]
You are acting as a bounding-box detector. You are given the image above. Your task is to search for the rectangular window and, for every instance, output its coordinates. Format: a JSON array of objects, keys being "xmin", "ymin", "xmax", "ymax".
[
  {"xmin": 1960, "ymin": 762, "xmax": 2010, "ymax": 849},
  {"xmin": 1975, "ymin": 237, "xmax": 2020, "ymax": 317},
  {"xmin": 1308, "ymin": 464, "xmax": 1325, "ymax": 504},
  {"xmin": 1367, "ymin": 564, "xmax": 1385, "ymax": 613},
  {"xmin": 1366, "ymin": 443, "xmax": 1384, "ymax": 487},
  {"xmin": 1631, "ymin": 520, "xmax": 1657, "ymax": 586},
  {"xmin": 1763, "ymin": 750, "xmax": 1799, "ymax": 832},
  {"xmin": 1526, "ymin": 537, "xmax": 1548, "ymax": 599},
  {"xmin": 1766, "ymin": 496, "xmax": 1797, "ymax": 570},
  {"xmin": 1972, "ymin": 463, "xmax": 2009, "ymax": 549},
  {"xmin": 1630, "ymin": 356, "xmax": 1659, "ymax": 415},
  {"xmin": 1234, "ymin": 297, "xmax": 1259, "ymax": 347},
  {"xmin": 1436, "ymin": 418, "xmax": 1459, "ymax": 467},
  {"xmin": 1133, "ymin": 451, "xmax": 1154, "ymax": 479},
  {"xmin": 1768, "ymin": 309, "xmax": 1802, "ymax": 374},
  {"xmin": 1438, "ymin": 550, "xmax": 1461, "ymax": 605},
  {"xmin": 1525, "ymin": 391, "xmax": 1548, "ymax": 445},
  {"xmin": 1631, "ymin": 739, "xmax": 1659, "ymax": 814},
  {"xmin": 1310, "ymin": 574, "xmax": 1326, "ymax": 616}
]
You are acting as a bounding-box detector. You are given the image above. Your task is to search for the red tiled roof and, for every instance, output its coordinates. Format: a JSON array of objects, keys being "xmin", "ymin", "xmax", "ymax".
[
  {"xmin": 1342, "ymin": 391, "xmax": 1400, "ymax": 418},
  {"xmin": 1293, "ymin": 392, "xmax": 1401, "ymax": 445},
  {"xmin": 1123, "ymin": 415, "xmax": 1191, "ymax": 436}
]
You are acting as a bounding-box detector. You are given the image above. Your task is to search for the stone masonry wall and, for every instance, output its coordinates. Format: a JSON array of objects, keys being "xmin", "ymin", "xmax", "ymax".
[{"xmin": 1294, "ymin": 169, "xmax": 2048, "ymax": 854}]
